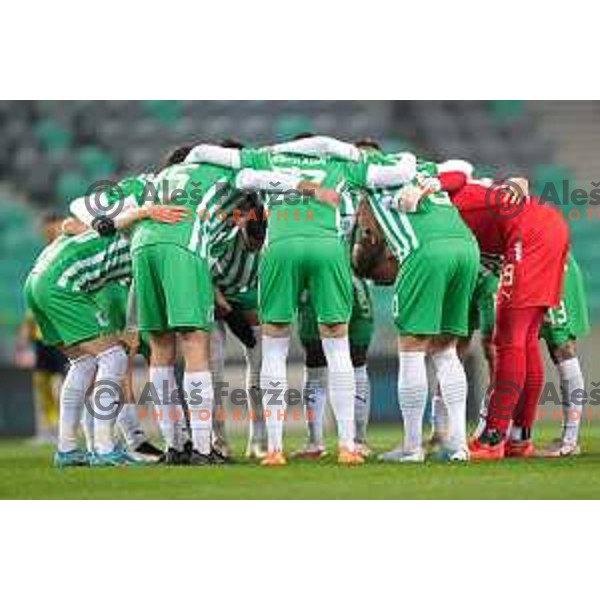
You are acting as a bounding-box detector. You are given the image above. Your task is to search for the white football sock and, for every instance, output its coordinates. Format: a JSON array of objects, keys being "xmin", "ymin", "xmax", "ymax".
[
  {"xmin": 354, "ymin": 365, "xmax": 371, "ymax": 444},
  {"xmin": 473, "ymin": 403, "xmax": 488, "ymax": 439},
  {"xmin": 431, "ymin": 393, "xmax": 449, "ymax": 441},
  {"xmin": 210, "ymin": 324, "xmax": 228, "ymax": 450},
  {"xmin": 244, "ymin": 327, "xmax": 266, "ymax": 445},
  {"xmin": 185, "ymin": 371, "xmax": 214, "ymax": 455},
  {"xmin": 81, "ymin": 403, "xmax": 95, "ymax": 453},
  {"xmin": 93, "ymin": 346, "xmax": 128, "ymax": 455},
  {"xmin": 59, "ymin": 355, "xmax": 97, "ymax": 453},
  {"xmin": 322, "ymin": 337, "xmax": 356, "ymax": 450},
  {"xmin": 260, "ymin": 335, "xmax": 289, "ymax": 454},
  {"xmin": 431, "ymin": 348, "xmax": 467, "ymax": 453},
  {"xmin": 558, "ymin": 357, "xmax": 585, "ymax": 445},
  {"xmin": 303, "ymin": 366, "xmax": 327, "ymax": 446},
  {"xmin": 398, "ymin": 351, "xmax": 428, "ymax": 452},
  {"xmin": 149, "ymin": 366, "xmax": 178, "ymax": 451},
  {"xmin": 174, "ymin": 409, "xmax": 190, "ymax": 450},
  {"xmin": 510, "ymin": 425, "xmax": 524, "ymax": 442},
  {"xmin": 117, "ymin": 404, "xmax": 146, "ymax": 449}
]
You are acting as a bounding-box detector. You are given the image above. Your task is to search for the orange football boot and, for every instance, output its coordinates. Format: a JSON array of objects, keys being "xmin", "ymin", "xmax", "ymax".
[
  {"xmin": 260, "ymin": 452, "xmax": 287, "ymax": 466},
  {"xmin": 505, "ymin": 439, "xmax": 535, "ymax": 458},
  {"xmin": 338, "ymin": 448, "xmax": 365, "ymax": 465},
  {"xmin": 468, "ymin": 436, "xmax": 506, "ymax": 461}
]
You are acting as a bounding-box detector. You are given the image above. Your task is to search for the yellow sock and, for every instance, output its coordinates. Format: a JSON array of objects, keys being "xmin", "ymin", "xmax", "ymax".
[{"xmin": 33, "ymin": 371, "xmax": 59, "ymax": 430}]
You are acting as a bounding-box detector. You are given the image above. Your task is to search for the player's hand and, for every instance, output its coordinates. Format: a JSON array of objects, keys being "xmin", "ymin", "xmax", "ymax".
[
  {"xmin": 215, "ymin": 289, "xmax": 233, "ymax": 319},
  {"xmin": 396, "ymin": 181, "xmax": 434, "ymax": 213},
  {"xmin": 121, "ymin": 331, "xmax": 139, "ymax": 356},
  {"xmin": 504, "ymin": 177, "xmax": 529, "ymax": 204},
  {"xmin": 297, "ymin": 182, "xmax": 340, "ymax": 207},
  {"xmin": 145, "ymin": 203, "xmax": 192, "ymax": 224}
]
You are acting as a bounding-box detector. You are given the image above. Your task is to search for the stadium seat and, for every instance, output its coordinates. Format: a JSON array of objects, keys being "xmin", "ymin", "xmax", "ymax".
[
  {"xmin": 33, "ymin": 119, "xmax": 72, "ymax": 152},
  {"xmin": 142, "ymin": 100, "xmax": 183, "ymax": 124},
  {"xmin": 532, "ymin": 163, "xmax": 574, "ymax": 199},
  {"xmin": 77, "ymin": 146, "xmax": 117, "ymax": 179},
  {"xmin": 274, "ymin": 115, "xmax": 315, "ymax": 141},
  {"xmin": 488, "ymin": 100, "xmax": 525, "ymax": 122},
  {"xmin": 55, "ymin": 170, "xmax": 90, "ymax": 201}
]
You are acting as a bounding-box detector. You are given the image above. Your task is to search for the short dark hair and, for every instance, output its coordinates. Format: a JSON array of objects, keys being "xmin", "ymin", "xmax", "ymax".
[
  {"xmin": 221, "ymin": 138, "xmax": 245, "ymax": 149},
  {"xmin": 354, "ymin": 137, "xmax": 382, "ymax": 152},
  {"xmin": 41, "ymin": 210, "xmax": 64, "ymax": 224},
  {"xmin": 240, "ymin": 191, "xmax": 260, "ymax": 211},
  {"xmin": 291, "ymin": 131, "xmax": 316, "ymax": 141},
  {"xmin": 164, "ymin": 145, "xmax": 193, "ymax": 167}
]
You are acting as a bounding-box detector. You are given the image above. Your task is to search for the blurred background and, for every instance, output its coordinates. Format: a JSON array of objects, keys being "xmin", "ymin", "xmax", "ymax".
[{"xmin": 0, "ymin": 100, "xmax": 598, "ymax": 437}]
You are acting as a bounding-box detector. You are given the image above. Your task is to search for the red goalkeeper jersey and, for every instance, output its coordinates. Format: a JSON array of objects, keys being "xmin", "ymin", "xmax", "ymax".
[{"xmin": 439, "ymin": 172, "xmax": 569, "ymax": 308}]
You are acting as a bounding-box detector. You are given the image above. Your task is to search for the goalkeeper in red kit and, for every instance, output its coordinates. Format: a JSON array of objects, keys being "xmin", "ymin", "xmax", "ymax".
[{"xmin": 436, "ymin": 162, "xmax": 570, "ymax": 460}]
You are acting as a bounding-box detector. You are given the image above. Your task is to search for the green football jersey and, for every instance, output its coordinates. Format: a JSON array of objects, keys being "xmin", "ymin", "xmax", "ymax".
[
  {"xmin": 210, "ymin": 227, "xmax": 259, "ymax": 297},
  {"xmin": 30, "ymin": 230, "xmax": 131, "ymax": 293},
  {"xmin": 113, "ymin": 173, "xmax": 154, "ymax": 207},
  {"xmin": 70, "ymin": 173, "xmax": 151, "ymax": 227},
  {"xmin": 360, "ymin": 152, "xmax": 474, "ymax": 263},
  {"xmin": 130, "ymin": 162, "xmax": 238, "ymax": 258},
  {"xmin": 239, "ymin": 149, "xmax": 364, "ymax": 244}
]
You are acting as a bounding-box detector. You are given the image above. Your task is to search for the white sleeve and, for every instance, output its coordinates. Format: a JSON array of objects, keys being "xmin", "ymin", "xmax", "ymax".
[
  {"xmin": 69, "ymin": 196, "xmax": 95, "ymax": 226},
  {"xmin": 365, "ymin": 153, "xmax": 417, "ymax": 188},
  {"xmin": 235, "ymin": 169, "xmax": 301, "ymax": 191},
  {"xmin": 69, "ymin": 194, "xmax": 139, "ymax": 226},
  {"xmin": 270, "ymin": 136, "xmax": 361, "ymax": 161},
  {"xmin": 437, "ymin": 159, "xmax": 474, "ymax": 177},
  {"xmin": 184, "ymin": 144, "xmax": 241, "ymax": 169}
]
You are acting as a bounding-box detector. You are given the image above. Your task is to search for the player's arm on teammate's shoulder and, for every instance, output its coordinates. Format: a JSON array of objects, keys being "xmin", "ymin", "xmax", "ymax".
[
  {"xmin": 68, "ymin": 190, "xmax": 137, "ymax": 227},
  {"xmin": 68, "ymin": 193, "xmax": 190, "ymax": 237},
  {"xmin": 137, "ymin": 202, "xmax": 191, "ymax": 226},
  {"xmin": 435, "ymin": 159, "xmax": 529, "ymax": 208},
  {"xmin": 235, "ymin": 168, "xmax": 302, "ymax": 193},
  {"xmin": 437, "ymin": 170, "xmax": 468, "ymax": 193},
  {"xmin": 436, "ymin": 159, "xmax": 474, "ymax": 194},
  {"xmin": 234, "ymin": 167, "xmax": 342, "ymax": 210},
  {"xmin": 296, "ymin": 181, "xmax": 341, "ymax": 208},
  {"xmin": 269, "ymin": 136, "xmax": 361, "ymax": 161},
  {"xmin": 68, "ymin": 187, "xmax": 161, "ymax": 232},
  {"xmin": 185, "ymin": 144, "xmax": 242, "ymax": 168},
  {"xmin": 363, "ymin": 152, "xmax": 418, "ymax": 188}
]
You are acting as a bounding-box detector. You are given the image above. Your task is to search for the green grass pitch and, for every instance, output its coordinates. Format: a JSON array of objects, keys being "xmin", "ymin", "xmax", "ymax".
[{"xmin": 2, "ymin": 423, "xmax": 600, "ymax": 499}]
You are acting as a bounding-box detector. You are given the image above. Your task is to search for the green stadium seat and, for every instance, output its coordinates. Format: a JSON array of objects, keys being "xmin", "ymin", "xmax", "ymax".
[
  {"xmin": 0, "ymin": 203, "xmax": 16, "ymax": 228},
  {"xmin": 382, "ymin": 138, "xmax": 414, "ymax": 153},
  {"xmin": 77, "ymin": 146, "xmax": 117, "ymax": 179},
  {"xmin": 274, "ymin": 115, "xmax": 314, "ymax": 141},
  {"xmin": 55, "ymin": 170, "xmax": 89, "ymax": 201},
  {"xmin": 532, "ymin": 164, "xmax": 574, "ymax": 205},
  {"xmin": 142, "ymin": 100, "xmax": 182, "ymax": 124},
  {"xmin": 487, "ymin": 100, "xmax": 525, "ymax": 123},
  {"xmin": 33, "ymin": 118, "xmax": 72, "ymax": 152}
]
